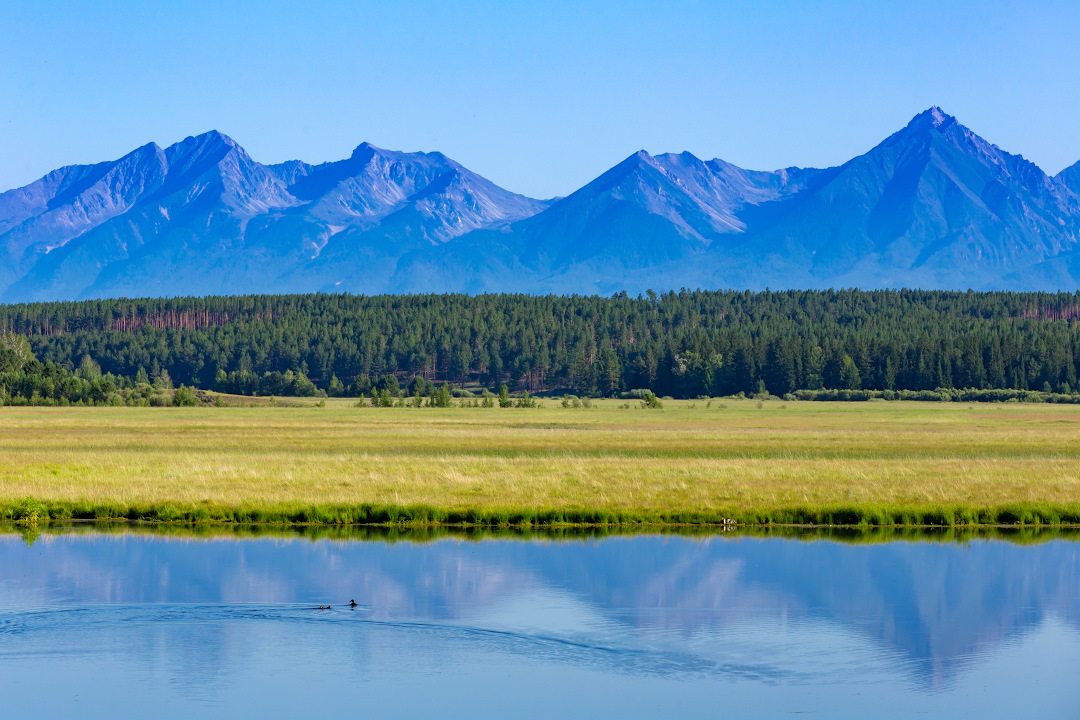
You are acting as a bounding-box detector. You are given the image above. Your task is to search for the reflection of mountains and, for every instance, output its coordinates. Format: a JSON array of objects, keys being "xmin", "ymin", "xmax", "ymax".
[{"xmin": 0, "ymin": 534, "xmax": 1076, "ymax": 683}]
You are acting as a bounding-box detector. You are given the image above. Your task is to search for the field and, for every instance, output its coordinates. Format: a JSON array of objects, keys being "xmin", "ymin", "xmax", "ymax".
[{"xmin": 2, "ymin": 398, "xmax": 1080, "ymax": 526}]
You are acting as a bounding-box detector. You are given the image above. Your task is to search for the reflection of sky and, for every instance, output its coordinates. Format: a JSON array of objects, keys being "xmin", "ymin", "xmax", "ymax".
[{"xmin": 0, "ymin": 532, "xmax": 1077, "ymax": 717}]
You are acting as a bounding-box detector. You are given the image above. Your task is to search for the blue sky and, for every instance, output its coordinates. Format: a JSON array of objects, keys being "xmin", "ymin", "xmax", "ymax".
[{"xmin": 2, "ymin": 0, "xmax": 1078, "ymax": 198}]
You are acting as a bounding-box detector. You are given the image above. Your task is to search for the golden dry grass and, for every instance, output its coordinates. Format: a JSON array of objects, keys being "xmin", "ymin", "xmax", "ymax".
[{"xmin": 2, "ymin": 398, "xmax": 1079, "ymax": 524}]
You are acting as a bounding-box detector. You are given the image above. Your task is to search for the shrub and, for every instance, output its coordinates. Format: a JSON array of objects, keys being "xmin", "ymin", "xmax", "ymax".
[
  {"xmin": 172, "ymin": 385, "xmax": 199, "ymax": 407},
  {"xmin": 14, "ymin": 497, "xmax": 48, "ymax": 524},
  {"xmin": 640, "ymin": 390, "xmax": 663, "ymax": 409}
]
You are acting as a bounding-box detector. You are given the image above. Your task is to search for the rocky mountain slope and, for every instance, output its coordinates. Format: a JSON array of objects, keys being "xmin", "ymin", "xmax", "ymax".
[{"xmin": 1, "ymin": 108, "xmax": 1077, "ymax": 301}]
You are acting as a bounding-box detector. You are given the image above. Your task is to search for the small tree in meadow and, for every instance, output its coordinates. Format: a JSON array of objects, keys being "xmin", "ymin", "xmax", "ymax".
[{"xmin": 433, "ymin": 383, "xmax": 452, "ymax": 408}]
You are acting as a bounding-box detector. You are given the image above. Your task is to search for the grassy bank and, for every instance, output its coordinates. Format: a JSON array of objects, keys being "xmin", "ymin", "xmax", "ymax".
[
  {"xmin": 2, "ymin": 398, "xmax": 1079, "ymax": 527},
  {"xmin": 4, "ymin": 521, "xmax": 1077, "ymax": 546}
]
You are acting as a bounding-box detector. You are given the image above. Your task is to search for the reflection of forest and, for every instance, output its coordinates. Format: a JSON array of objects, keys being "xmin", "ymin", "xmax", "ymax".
[{"xmin": 0, "ymin": 529, "xmax": 1076, "ymax": 684}]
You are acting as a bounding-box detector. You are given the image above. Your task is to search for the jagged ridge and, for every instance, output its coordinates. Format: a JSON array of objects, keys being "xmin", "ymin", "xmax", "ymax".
[{"xmin": 1, "ymin": 107, "xmax": 1078, "ymax": 301}]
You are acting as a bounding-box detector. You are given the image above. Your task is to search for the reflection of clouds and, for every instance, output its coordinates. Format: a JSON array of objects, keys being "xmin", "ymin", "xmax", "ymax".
[
  {"xmin": 324, "ymin": 550, "xmax": 537, "ymax": 620},
  {"xmin": 631, "ymin": 556, "xmax": 793, "ymax": 634},
  {"xmin": 0, "ymin": 532, "xmax": 1077, "ymax": 687}
]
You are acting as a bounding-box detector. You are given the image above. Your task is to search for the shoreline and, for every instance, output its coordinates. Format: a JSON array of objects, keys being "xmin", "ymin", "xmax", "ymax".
[
  {"xmin": 5, "ymin": 517, "xmax": 1080, "ymax": 549},
  {"xmin": 7, "ymin": 499, "xmax": 1080, "ymax": 529}
]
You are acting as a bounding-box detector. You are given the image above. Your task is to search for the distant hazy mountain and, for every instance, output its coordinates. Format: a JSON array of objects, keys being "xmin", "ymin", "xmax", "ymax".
[{"xmin": 1, "ymin": 107, "xmax": 1078, "ymax": 301}]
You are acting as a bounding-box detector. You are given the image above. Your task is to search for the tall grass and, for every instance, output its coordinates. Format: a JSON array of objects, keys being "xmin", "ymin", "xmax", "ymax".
[{"xmin": 1, "ymin": 398, "xmax": 1079, "ymax": 527}]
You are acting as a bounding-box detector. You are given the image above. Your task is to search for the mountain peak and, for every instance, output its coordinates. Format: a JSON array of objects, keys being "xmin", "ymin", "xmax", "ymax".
[
  {"xmin": 606, "ymin": 150, "xmax": 656, "ymax": 172},
  {"xmin": 188, "ymin": 129, "xmax": 239, "ymax": 149},
  {"xmin": 907, "ymin": 106, "xmax": 957, "ymax": 132},
  {"xmin": 350, "ymin": 141, "xmax": 383, "ymax": 159},
  {"xmin": 162, "ymin": 130, "xmax": 243, "ymax": 168}
]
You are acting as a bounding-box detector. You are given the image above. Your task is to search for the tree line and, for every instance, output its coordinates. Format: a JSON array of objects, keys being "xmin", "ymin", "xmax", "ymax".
[
  {"xmin": 2, "ymin": 289, "xmax": 1080, "ymax": 399},
  {"xmin": 0, "ymin": 332, "xmax": 203, "ymax": 406}
]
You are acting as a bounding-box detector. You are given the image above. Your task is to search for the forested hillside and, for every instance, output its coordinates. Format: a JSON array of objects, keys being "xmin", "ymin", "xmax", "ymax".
[{"xmin": 2, "ymin": 290, "xmax": 1080, "ymax": 399}]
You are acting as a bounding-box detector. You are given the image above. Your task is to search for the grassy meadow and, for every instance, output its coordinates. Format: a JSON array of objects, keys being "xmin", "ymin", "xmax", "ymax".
[{"xmin": 2, "ymin": 397, "xmax": 1080, "ymax": 526}]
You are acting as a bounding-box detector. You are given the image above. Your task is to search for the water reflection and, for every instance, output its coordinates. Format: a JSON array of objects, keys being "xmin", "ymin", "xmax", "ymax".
[{"xmin": 0, "ymin": 525, "xmax": 1077, "ymax": 717}]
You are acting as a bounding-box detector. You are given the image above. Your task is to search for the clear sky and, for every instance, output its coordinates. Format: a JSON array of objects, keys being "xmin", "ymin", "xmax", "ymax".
[{"xmin": 2, "ymin": 0, "xmax": 1078, "ymax": 199}]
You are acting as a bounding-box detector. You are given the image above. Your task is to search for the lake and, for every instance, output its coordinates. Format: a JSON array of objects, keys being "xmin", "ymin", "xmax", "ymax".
[{"xmin": 0, "ymin": 526, "xmax": 1077, "ymax": 717}]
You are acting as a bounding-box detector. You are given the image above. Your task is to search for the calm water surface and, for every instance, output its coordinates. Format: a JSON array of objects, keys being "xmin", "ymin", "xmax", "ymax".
[{"xmin": 0, "ymin": 527, "xmax": 1077, "ymax": 718}]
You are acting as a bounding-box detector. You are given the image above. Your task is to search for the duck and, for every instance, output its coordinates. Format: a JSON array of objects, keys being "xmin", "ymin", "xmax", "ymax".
[{"xmin": 349, "ymin": 599, "xmax": 358, "ymax": 607}]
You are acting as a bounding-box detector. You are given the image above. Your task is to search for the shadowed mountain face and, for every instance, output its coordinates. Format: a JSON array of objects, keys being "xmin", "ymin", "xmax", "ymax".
[{"xmin": 2, "ymin": 108, "xmax": 1079, "ymax": 301}]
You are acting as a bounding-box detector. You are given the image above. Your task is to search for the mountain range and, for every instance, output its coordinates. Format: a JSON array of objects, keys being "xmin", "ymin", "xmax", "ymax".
[{"xmin": 2, "ymin": 107, "xmax": 1079, "ymax": 302}]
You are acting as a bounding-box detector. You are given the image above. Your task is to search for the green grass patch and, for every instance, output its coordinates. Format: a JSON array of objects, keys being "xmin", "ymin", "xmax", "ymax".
[{"xmin": 1, "ymin": 399, "xmax": 1079, "ymax": 527}]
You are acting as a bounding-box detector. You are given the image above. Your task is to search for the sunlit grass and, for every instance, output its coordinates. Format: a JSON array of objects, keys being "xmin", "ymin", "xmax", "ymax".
[{"xmin": 2, "ymin": 398, "xmax": 1079, "ymax": 525}]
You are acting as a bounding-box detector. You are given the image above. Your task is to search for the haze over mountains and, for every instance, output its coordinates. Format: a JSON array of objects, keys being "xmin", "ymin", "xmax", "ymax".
[{"xmin": 2, "ymin": 107, "xmax": 1079, "ymax": 302}]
